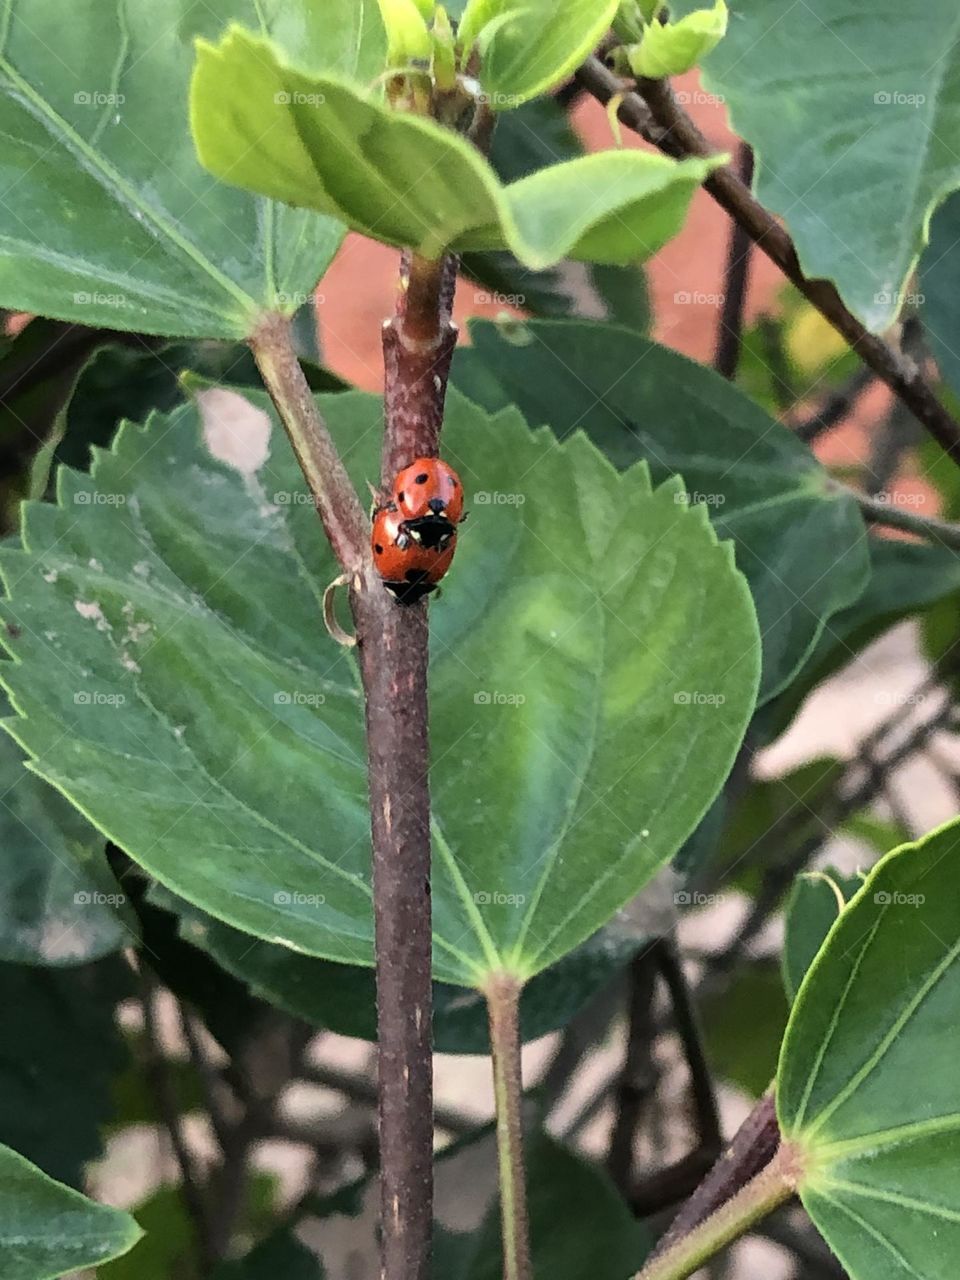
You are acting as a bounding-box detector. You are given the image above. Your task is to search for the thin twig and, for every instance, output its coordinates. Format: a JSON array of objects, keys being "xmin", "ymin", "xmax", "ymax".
[
  {"xmin": 792, "ymin": 365, "xmax": 875, "ymax": 443},
  {"xmin": 714, "ymin": 144, "xmax": 754, "ymax": 380},
  {"xmin": 853, "ymin": 491, "xmax": 960, "ymax": 550},
  {"xmin": 137, "ymin": 968, "xmax": 214, "ymax": 1268},
  {"xmin": 607, "ymin": 946, "xmax": 661, "ymax": 1192},
  {"xmin": 575, "ymin": 58, "xmax": 960, "ymax": 466},
  {"xmin": 299, "ymin": 1060, "xmax": 477, "ymax": 1136}
]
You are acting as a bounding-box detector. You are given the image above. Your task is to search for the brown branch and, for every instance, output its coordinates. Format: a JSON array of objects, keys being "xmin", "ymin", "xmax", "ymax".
[
  {"xmin": 575, "ymin": 57, "xmax": 960, "ymax": 465},
  {"xmin": 645, "ymin": 1091, "xmax": 781, "ymax": 1260}
]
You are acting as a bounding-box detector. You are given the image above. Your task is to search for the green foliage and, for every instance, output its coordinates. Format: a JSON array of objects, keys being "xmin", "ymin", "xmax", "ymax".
[
  {"xmin": 458, "ymin": 0, "xmax": 620, "ymax": 107},
  {"xmin": 191, "ymin": 29, "xmax": 718, "ymax": 268},
  {"xmin": 625, "ymin": 0, "xmax": 728, "ymax": 79},
  {"xmin": 921, "ymin": 190, "xmax": 960, "ymax": 400},
  {"xmin": 0, "ymin": 2, "xmax": 351, "ymax": 337},
  {"xmin": 0, "ymin": 387, "xmax": 758, "ymax": 986},
  {"xmin": 0, "ymin": 1143, "xmax": 141, "ymax": 1278},
  {"xmin": 674, "ymin": 0, "xmax": 960, "ymax": 330},
  {"xmin": 781, "ymin": 870, "xmax": 864, "ymax": 1003},
  {"xmin": 0, "ymin": 959, "xmax": 129, "ymax": 1186},
  {"xmin": 779, "ymin": 820, "xmax": 960, "ymax": 1280},
  {"xmin": 453, "ymin": 318, "xmax": 870, "ymax": 703}
]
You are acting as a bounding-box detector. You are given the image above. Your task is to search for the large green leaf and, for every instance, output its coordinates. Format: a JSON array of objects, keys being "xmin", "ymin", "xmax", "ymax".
[
  {"xmin": 0, "ymin": 959, "xmax": 129, "ymax": 1186},
  {"xmin": 921, "ymin": 190, "xmax": 960, "ymax": 400},
  {"xmin": 779, "ymin": 820, "xmax": 960, "ymax": 1280},
  {"xmin": 0, "ymin": 1143, "xmax": 141, "ymax": 1279},
  {"xmin": 0, "ymin": 386, "xmax": 758, "ymax": 986},
  {"xmin": 0, "ymin": 2, "xmax": 357, "ymax": 337},
  {"xmin": 672, "ymin": 0, "xmax": 960, "ymax": 331},
  {"xmin": 453, "ymin": 318, "xmax": 870, "ymax": 703},
  {"xmin": 191, "ymin": 29, "xmax": 717, "ymax": 268}
]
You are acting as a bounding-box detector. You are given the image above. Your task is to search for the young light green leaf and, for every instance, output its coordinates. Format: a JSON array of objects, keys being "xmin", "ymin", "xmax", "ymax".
[
  {"xmin": 461, "ymin": 0, "xmax": 621, "ymax": 107},
  {"xmin": 0, "ymin": 1143, "xmax": 141, "ymax": 1279},
  {"xmin": 779, "ymin": 819, "xmax": 960, "ymax": 1280},
  {"xmin": 670, "ymin": 0, "xmax": 960, "ymax": 331},
  {"xmin": 0, "ymin": 0, "xmax": 354, "ymax": 338},
  {"xmin": 0, "ymin": 387, "xmax": 758, "ymax": 987},
  {"xmin": 190, "ymin": 27, "xmax": 718, "ymax": 267},
  {"xmin": 627, "ymin": 0, "xmax": 727, "ymax": 78},
  {"xmin": 378, "ymin": 0, "xmax": 433, "ymax": 68},
  {"xmin": 453, "ymin": 319, "xmax": 870, "ymax": 703}
]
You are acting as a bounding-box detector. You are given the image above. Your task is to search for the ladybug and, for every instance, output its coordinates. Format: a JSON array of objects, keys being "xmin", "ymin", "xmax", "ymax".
[
  {"xmin": 392, "ymin": 458, "xmax": 464, "ymax": 527},
  {"xmin": 371, "ymin": 458, "xmax": 465, "ymax": 604}
]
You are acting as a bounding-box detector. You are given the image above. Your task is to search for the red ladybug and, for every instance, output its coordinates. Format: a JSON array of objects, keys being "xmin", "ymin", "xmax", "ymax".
[
  {"xmin": 371, "ymin": 458, "xmax": 465, "ymax": 604},
  {"xmin": 392, "ymin": 458, "xmax": 464, "ymax": 526}
]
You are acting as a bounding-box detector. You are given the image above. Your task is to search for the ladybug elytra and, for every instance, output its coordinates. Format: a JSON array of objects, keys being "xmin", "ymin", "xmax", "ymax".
[{"xmin": 371, "ymin": 457, "xmax": 465, "ymax": 604}]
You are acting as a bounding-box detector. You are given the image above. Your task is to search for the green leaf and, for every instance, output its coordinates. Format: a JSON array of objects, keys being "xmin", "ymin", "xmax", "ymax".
[
  {"xmin": 755, "ymin": 539, "xmax": 960, "ymax": 746},
  {"xmin": 461, "ymin": 98, "xmax": 651, "ymax": 326},
  {"xmin": 778, "ymin": 819, "xmax": 960, "ymax": 1280},
  {"xmin": 190, "ymin": 29, "xmax": 717, "ymax": 268},
  {"xmin": 99, "ymin": 1186, "xmax": 198, "ymax": 1280},
  {"xmin": 0, "ymin": 385, "xmax": 758, "ymax": 986},
  {"xmin": 626, "ymin": 0, "xmax": 727, "ymax": 79},
  {"xmin": 0, "ymin": 1142, "xmax": 141, "ymax": 1279},
  {"xmin": 452, "ymin": 318, "xmax": 870, "ymax": 703},
  {"xmin": 921, "ymin": 190, "xmax": 960, "ymax": 400},
  {"xmin": 460, "ymin": 0, "xmax": 620, "ymax": 108},
  {"xmin": 447, "ymin": 1130, "xmax": 652, "ymax": 1278},
  {"xmin": 781, "ymin": 870, "xmax": 863, "ymax": 1004},
  {"xmin": 163, "ymin": 889, "xmax": 648, "ymax": 1052},
  {"xmin": 0, "ymin": 1, "xmax": 351, "ymax": 337},
  {"xmin": 0, "ymin": 716, "xmax": 130, "ymax": 965},
  {"xmin": 378, "ymin": 0, "xmax": 433, "ymax": 68},
  {"xmin": 672, "ymin": 0, "xmax": 960, "ymax": 331},
  {"xmin": 0, "ymin": 959, "xmax": 129, "ymax": 1186},
  {"xmin": 702, "ymin": 963, "xmax": 788, "ymax": 1097}
]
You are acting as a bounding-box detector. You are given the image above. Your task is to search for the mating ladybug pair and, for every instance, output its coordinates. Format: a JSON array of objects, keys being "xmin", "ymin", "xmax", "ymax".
[{"xmin": 371, "ymin": 457, "xmax": 466, "ymax": 604}]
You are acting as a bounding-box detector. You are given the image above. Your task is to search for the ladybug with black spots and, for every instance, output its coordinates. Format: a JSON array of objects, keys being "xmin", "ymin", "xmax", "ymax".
[{"xmin": 371, "ymin": 457, "xmax": 466, "ymax": 604}]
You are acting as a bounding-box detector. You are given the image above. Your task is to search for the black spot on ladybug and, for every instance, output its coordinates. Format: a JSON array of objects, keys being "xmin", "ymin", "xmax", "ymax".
[
  {"xmin": 397, "ymin": 490, "xmax": 405, "ymax": 504},
  {"xmin": 374, "ymin": 544, "xmax": 384, "ymax": 555},
  {"xmin": 415, "ymin": 472, "xmax": 429, "ymax": 485}
]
